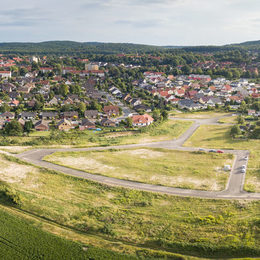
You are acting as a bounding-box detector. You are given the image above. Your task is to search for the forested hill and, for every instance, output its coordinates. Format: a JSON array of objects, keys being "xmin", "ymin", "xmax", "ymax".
[
  {"xmin": 229, "ymin": 40, "xmax": 260, "ymax": 50},
  {"xmin": 0, "ymin": 40, "xmax": 259, "ymax": 55},
  {"xmin": 0, "ymin": 41, "xmax": 167, "ymax": 55}
]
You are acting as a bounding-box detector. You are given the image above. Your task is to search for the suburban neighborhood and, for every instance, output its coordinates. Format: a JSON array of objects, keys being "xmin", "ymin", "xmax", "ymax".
[{"xmin": 0, "ymin": 52, "xmax": 259, "ymax": 137}]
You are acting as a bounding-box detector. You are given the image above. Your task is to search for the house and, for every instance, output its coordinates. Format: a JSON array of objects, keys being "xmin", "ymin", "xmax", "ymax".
[
  {"xmin": 20, "ymin": 112, "xmax": 37, "ymax": 120},
  {"xmin": 123, "ymin": 93, "xmax": 132, "ymax": 102},
  {"xmin": 34, "ymin": 120, "xmax": 49, "ymax": 131},
  {"xmin": 23, "ymin": 93, "xmax": 33, "ymax": 101},
  {"xmin": 130, "ymin": 98, "xmax": 141, "ymax": 107},
  {"xmin": 18, "ymin": 118, "xmax": 25, "ymax": 126},
  {"xmin": 134, "ymin": 104, "xmax": 152, "ymax": 112},
  {"xmin": 27, "ymin": 99, "xmax": 36, "ymax": 108},
  {"xmin": 17, "ymin": 83, "xmax": 35, "ymax": 94},
  {"xmin": 68, "ymin": 94, "xmax": 80, "ymax": 103},
  {"xmin": 63, "ymin": 97, "xmax": 74, "ymax": 105},
  {"xmin": 47, "ymin": 97, "xmax": 59, "ymax": 106},
  {"xmin": 9, "ymin": 92, "xmax": 20, "ymax": 100},
  {"xmin": 62, "ymin": 111, "xmax": 78, "ymax": 120},
  {"xmin": 84, "ymin": 110, "xmax": 98, "ymax": 119},
  {"xmin": 0, "ymin": 71, "xmax": 11, "ymax": 78},
  {"xmin": 175, "ymin": 89, "xmax": 185, "ymax": 97},
  {"xmin": 57, "ymin": 119, "xmax": 73, "ymax": 131},
  {"xmin": 227, "ymin": 95, "xmax": 243, "ymax": 104},
  {"xmin": 82, "ymin": 70, "xmax": 105, "ymax": 77},
  {"xmin": 2, "ymin": 84, "xmax": 13, "ymax": 93},
  {"xmin": 40, "ymin": 67, "xmax": 53, "ymax": 73},
  {"xmin": 79, "ymin": 118, "xmax": 96, "ymax": 130},
  {"xmin": 100, "ymin": 118, "xmax": 116, "ymax": 127},
  {"xmin": 131, "ymin": 114, "xmax": 154, "ymax": 127},
  {"xmin": 178, "ymin": 99, "xmax": 201, "ymax": 111},
  {"xmin": 103, "ymin": 105, "xmax": 120, "ymax": 117},
  {"xmin": 208, "ymin": 97, "xmax": 222, "ymax": 106},
  {"xmin": 188, "ymin": 74, "xmax": 211, "ymax": 82},
  {"xmin": 0, "ymin": 111, "xmax": 15, "ymax": 120},
  {"xmin": 186, "ymin": 90, "xmax": 198, "ymax": 99},
  {"xmin": 41, "ymin": 111, "xmax": 58, "ymax": 120},
  {"xmin": 248, "ymin": 109, "xmax": 260, "ymax": 116},
  {"xmin": 9, "ymin": 99, "xmax": 19, "ymax": 107}
]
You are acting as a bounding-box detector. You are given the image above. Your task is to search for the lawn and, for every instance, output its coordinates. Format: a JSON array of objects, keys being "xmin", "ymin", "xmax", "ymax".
[
  {"xmin": 184, "ymin": 124, "xmax": 260, "ymax": 193},
  {"xmin": 44, "ymin": 148, "xmax": 233, "ymax": 191},
  {"xmin": 0, "ymin": 154, "xmax": 259, "ymax": 258}
]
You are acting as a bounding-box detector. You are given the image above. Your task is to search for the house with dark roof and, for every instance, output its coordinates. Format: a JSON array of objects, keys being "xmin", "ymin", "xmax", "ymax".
[
  {"xmin": 41, "ymin": 111, "xmax": 58, "ymax": 120},
  {"xmin": 20, "ymin": 112, "xmax": 37, "ymax": 120},
  {"xmin": 84, "ymin": 110, "xmax": 99, "ymax": 119},
  {"xmin": 34, "ymin": 120, "xmax": 49, "ymax": 131},
  {"xmin": 178, "ymin": 99, "xmax": 201, "ymax": 111},
  {"xmin": 79, "ymin": 118, "xmax": 96, "ymax": 130}
]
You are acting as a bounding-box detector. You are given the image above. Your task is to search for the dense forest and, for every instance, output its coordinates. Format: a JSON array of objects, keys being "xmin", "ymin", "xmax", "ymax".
[
  {"xmin": 0, "ymin": 40, "xmax": 260, "ymax": 55},
  {"xmin": 0, "ymin": 41, "xmax": 165, "ymax": 55}
]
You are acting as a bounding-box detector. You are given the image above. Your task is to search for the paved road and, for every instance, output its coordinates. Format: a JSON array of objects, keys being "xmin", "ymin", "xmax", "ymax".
[{"xmin": 16, "ymin": 115, "xmax": 260, "ymax": 200}]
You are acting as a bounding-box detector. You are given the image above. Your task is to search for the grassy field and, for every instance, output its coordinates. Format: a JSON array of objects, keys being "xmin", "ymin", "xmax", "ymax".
[
  {"xmin": 44, "ymin": 148, "xmax": 233, "ymax": 191},
  {"xmin": 0, "ymin": 120, "xmax": 192, "ymax": 148},
  {"xmin": 0, "ymin": 154, "xmax": 259, "ymax": 258},
  {"xmin": 29, "ymin": 131, "xmax": 51, "ymax": 137},
  {"xmin": 171, "ymin": 111, "xmax": 231, "ymax": 119},
  {"xmin": 184, "ymin": 124, "xmax": 260, "ymax": 193},
  {"xmin": 218, "ymin": 115, "xmax": 237, "ymax": 124},
  {"xmin": 0, "ymin": 206, "xmax": 136, "ymax": 260}
]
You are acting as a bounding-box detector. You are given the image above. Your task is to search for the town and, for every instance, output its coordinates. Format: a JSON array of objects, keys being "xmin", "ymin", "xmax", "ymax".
[{"xmin": 0, "ymin": 53, "xmax": 259, "ymax": 138}]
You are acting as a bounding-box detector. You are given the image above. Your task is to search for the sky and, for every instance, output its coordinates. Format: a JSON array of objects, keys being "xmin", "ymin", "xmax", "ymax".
[{"xmin": 0, "ymin": 0, "xmax": 260, "ymax": 46}]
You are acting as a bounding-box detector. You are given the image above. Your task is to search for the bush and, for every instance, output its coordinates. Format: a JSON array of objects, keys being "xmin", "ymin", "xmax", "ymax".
[{"xmin": 0, "ymin": 181, "xmax": 22, "ymax": 206}]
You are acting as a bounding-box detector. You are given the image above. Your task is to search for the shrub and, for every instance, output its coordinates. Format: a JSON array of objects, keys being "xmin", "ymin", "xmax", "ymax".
[{"xmin": 0, "ymin": 181, "xmax": 22, "ymax": 206}]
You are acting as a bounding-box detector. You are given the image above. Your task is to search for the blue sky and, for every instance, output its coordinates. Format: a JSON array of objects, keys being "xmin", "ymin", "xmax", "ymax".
[{"xmin": 0, "ymin": 0, "xmax": 260, "ymax": 45}]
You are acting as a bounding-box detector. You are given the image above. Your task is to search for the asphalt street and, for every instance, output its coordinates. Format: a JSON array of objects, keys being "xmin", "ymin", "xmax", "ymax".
[{"xmin": 16, "ymin": 115, "xmax": 260, "ymax": 200}]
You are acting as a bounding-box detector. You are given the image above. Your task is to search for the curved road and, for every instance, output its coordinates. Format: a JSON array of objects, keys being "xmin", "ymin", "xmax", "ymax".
[{"xmin": 16, "ymin": 115, "xmax": 260, "ymax": 200}]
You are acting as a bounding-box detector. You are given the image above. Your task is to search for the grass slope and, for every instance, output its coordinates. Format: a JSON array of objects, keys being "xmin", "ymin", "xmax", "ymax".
[{"xmin": 0, "ymin": 154, "xmax": 259, "ymax": 258}]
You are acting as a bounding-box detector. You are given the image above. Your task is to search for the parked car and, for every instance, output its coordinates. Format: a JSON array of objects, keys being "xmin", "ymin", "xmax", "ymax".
[
  {"xmin": 217, "ymin": 150, "xmax": 224, "ymax": 153},
  {"xmin": 241, "ymin": 169, "xmax": 246, "ymax": 173},
  {"xmin": 209, "ymin": 149, "xmax": 216, "ymax": 153},
  {"xmin": 199, "ymin": 148, "xmax": 206, "ymax": 152}
]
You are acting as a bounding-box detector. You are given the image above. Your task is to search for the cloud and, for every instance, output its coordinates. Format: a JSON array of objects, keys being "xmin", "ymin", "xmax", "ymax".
[
  {"xmin": 115, "ymin": 19, "xmax": 164, "ymax": 28},
  {"xmin": 0, "ymin": 8, "xmax": 47, "ymax": 27},
  {"xmin": 81, "ymin": 0, "xmax": 182, "ymax": 9}
]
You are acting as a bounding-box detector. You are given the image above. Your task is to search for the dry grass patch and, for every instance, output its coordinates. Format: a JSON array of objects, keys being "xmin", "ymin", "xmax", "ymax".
[
  {"xmin": 0, "ymin": 155, "xmax": 36, "ymax": 184},
  {"xmin": 0, "ymin": 146, "xmax": 32, "ymax": 154},
  {"xmin": 172, "ymin": 112, "xmax": 230, "ymax": 119}
]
